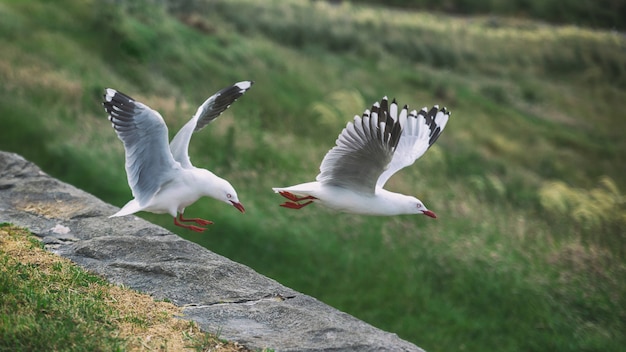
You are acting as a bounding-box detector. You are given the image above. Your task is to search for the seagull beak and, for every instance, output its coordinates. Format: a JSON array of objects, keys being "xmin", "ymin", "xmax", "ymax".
[
  {"xmin": 423, "ymin": 210, "xmax": 437, "ymax": 218},
  {"xmin": 231, "ymin": 201, "xmax": 245, "ymax": 214}
]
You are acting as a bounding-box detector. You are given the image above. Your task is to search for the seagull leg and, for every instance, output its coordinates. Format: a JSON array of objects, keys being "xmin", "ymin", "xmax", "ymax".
[
  {"xmin": 278, "ymin": 191, "xmax": 317, "ymax": 202},
  {"xmin": 174, "ymin": 215, "xmax": 211, "ymax": 232},
  {"xmin": 178, "ymin": 214, "xmax": 214, "ymax": 226},
  {"xmin": 173, "ymin": 217, "xmax": 206, "ymax": 232},
  {"xmin": 280, "ymin": 200, "xmax": 315, "ymax": 209},
  {"xmin": 277, "ymin": 191, "xmax": 317, "ymax": 209}
]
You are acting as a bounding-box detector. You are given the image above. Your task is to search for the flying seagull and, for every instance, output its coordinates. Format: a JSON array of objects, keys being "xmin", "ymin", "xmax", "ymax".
[
  {"xmin": 273, "ymin": 96, "xmax": 450, "ymax": 217},
  {"xmin": 103, "ymin": 81, "xmax": 253, "ymax": 232}
]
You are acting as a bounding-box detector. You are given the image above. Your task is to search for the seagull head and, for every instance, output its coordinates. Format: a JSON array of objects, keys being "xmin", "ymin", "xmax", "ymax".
[
  {"xmin": 223, "ymin": 187, "xmax": 245, "ymax": 214},
  {"xmin": 386, "ymin": 193, "xmax": 437, "ymax": 218},
  {"xmin": 206, "ymin": 176, "xmax": 245, "ymax": 214},
  {"xmin": 408, "ymin": 197, "xmax": 436, "ymax": 218}
]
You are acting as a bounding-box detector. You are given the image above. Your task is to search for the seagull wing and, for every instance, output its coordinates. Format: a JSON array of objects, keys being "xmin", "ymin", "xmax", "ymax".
[
  {"xmin": 169, "ymin": 81, "xmax": 253, "ymax": 169},
  {"xmin": 376, "ymin": 103, "xmax": 450, "ymax": 188},
  {"xmin": 316, "ymin": 97, "xmax": 402, "ymax": 195},
  {"xmin": 103, "ymin": 88, "xmax": 179, "ymax": 206}
]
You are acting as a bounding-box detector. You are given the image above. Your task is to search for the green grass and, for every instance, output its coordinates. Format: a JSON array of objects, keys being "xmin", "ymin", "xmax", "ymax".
[
  {"xmin": 352, "ymin": 0, "xmax": 626, "ymax": 31},
  {"xmin": 1, "ymin": 0, "xmax": 625, "ymax": 351},
  {"xmin": 0, "ymin": 224, "xmax": 125, "ymax": 351},
  {"xmin": 0, "ymin": 224, "xmax": 249, "ymax": 352}
]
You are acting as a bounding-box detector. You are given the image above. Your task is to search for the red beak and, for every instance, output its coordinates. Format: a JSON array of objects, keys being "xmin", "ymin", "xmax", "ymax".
[
  {"xmin": 231, "ymin": 201, "xmax": 245, "ymax": 213},
  {"xmin": 423, "ymin": 210, "xmax": 437, "ymax": 218}
]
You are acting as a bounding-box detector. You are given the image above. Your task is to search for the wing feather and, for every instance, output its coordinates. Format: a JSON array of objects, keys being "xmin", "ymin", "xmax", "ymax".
[
  {"xmin": 169, "ymin": 81, "xmax": 253, "ymax": 169},
  {"xmin": 376, "ymin": 103, "xmax": 450, "ymax": 188},
  {"xmin": 316, "ymin": 97, "xmax": 401, "ymax": 194},
  {"xmin": 103, "ymin": 88, "xmax": 179, "ymax": 206}
]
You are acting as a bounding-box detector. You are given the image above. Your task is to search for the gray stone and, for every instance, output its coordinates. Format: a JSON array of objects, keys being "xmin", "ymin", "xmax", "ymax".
[{"xmin": 0, "ymin": 151, "xmax": 423, "ymax": 352}]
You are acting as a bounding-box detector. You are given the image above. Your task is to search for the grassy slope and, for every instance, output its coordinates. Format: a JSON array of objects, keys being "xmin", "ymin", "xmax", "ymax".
[
  {"xmin": 351, "ymin": 0, "xmax": 626, "ymax": 31},
  {"xmin": 1, "ymin": 0, "xmax": 625, "ymax": 351},
  {"xmin": 0, "ymin": 224, "xmax": 246, "ymax": 352}
]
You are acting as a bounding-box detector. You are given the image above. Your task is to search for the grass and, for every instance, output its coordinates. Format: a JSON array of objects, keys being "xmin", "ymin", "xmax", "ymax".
[
  {"xmin": 0, "ymin": 0, "xmax": 625, "ymax": 351},
  {"xmin": 0, "ymin": 224, "xmax": 249, "ymax": 352},
  {"xmin": 349, "ymin": 0, "xmax": 626, "ymax": 31}
]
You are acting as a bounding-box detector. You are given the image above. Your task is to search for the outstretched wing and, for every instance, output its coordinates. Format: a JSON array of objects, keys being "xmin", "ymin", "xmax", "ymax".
[
  {"xmin": 169, "ymin": 81, "xmax": 253, "ymax": 169},
  {"xmin": 103, "ymin": 88, "xmax": 179, "ymax": 206},
  {"xmin": 316, "ymin": 97, "xmax": 402, "ymax": 195},
  {"xmin": 376, "ymin": 102, "xmax": 450, "ymax": 188}
]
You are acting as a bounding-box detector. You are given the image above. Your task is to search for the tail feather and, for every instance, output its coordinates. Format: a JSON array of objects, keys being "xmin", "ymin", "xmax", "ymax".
[{"xmin": 109, "ymin": 199, "xmax": 142, "ymax": 218}]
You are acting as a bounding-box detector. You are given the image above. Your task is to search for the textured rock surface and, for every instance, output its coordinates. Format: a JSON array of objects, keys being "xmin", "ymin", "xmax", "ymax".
[{"xmin": 0, "ymin": 151, "xmax": 423, "ymax": 352}]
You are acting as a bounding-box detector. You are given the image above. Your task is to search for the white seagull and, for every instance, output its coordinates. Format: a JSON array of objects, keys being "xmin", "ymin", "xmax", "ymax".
[
  {"xmin": 103, "ymin": 81, "xmax": 252, "ymax": 232},
  {"xmin": 273, "ymin": 96, "xmax": 450, "ymax": 218}
]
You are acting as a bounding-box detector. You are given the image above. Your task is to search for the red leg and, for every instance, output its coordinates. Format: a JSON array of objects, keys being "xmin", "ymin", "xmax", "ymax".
[
  {"xmin": 178, "ymin": 213, "xmax": 214, "ymax": 226},
  {"xmin": 279, "ymin": 200, "xmax": 314, "ymax": 209},
  {"xmin": 173, "ymin": 216, "xmax": 206, "ymax": 232},
  {"xmin": 278, "ymin": 191, "xmax": 317, "ymax": 202}
]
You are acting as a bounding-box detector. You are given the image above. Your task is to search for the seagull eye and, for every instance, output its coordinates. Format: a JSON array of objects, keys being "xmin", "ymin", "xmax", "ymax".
[
  {"xmin": 416, "ymin": 204, "xmax": 422, "ymax": 208},
  {"xmin": 227, "ymin": 194, "xmax": 232, "ymax": 199}
]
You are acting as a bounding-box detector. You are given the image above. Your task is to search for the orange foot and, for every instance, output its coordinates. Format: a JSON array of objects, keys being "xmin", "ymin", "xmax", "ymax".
[
  {"xmin": 280, "ymin": 200, "xmax": 315, "ymax": 209},
  {"xmin": 278, "ymin": 191, "xmax": 317, "ymax": 202},
  {"xmin": 174, "ymin": 214, "xmax": 214, "ymax": 232},
  {"xmin": 277, "ymin": 191, "xmax": 317, "ymax": 210}
]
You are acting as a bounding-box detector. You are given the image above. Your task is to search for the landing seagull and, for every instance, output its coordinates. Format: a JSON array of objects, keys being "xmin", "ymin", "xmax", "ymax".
[
  {"xmin": 103, "ymin": 81, "xmax": 253, "ymax": 232},
  {"xmin": 273, "ymin": 96, "xmax": 450, "ymax": 217}
]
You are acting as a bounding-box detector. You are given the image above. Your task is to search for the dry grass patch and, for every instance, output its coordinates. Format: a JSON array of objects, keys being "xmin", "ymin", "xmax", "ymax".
[{"xmin": 0, "ymin": 224, "xmax": 250, "ymax": 352}]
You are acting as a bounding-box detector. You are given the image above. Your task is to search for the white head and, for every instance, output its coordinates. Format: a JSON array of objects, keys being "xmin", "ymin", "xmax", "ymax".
[
  {"xmin": 413, "ymin": 198, "xmax": 436, "ymax": 218},
  {"xmin": 200, "ymin": 171, "xmax": 245, "ymax": 213},
  {"xmin": 398, "ymin": 194, "xmax": 437, "ymax": 218}
]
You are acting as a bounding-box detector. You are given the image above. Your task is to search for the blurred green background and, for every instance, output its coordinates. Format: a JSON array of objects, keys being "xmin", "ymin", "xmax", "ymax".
[{"xmin": 1, "ymin": 0, "xmax": 625, "ymax": 351}]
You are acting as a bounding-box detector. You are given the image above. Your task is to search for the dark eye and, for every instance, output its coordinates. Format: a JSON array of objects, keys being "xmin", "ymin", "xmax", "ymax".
[
  {"xmin": 227, "ymin": 194, "xmax": 232, "ymax": 199},
  {"xmin": 416, "ymin": 203, "xmax": 422, "ymax": 208}
]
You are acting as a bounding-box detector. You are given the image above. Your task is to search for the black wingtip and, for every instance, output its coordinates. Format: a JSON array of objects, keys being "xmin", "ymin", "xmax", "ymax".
[
  {"xmin": 380, "ymin": 96, "xmax": 389, "ymax": 113},
  {"xmin": 233, "ymin": 80, "xmax": 254, "ymax": 93},
  {"xmin": 192, "ymin": 81, "xmax": 254, "ymax": 132},
  {"xmin": 372, "ymin": 95, "xmax": 402, "ymax": 151},
  {"xmin": 425, "ymin": 105, "xmax": 451, "ymax": 148},
  {"xmin": 102, "ymin": 88, "xmax": 137, "ymax": 120}
]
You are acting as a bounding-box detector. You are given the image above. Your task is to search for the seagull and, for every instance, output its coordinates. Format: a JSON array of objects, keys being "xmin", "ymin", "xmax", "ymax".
[
  {"xmin": 273, "ymin": 96, "xmax": 450, "ymax": 218},
  {"xmin": 103, "ymin": 81, "xmax": 253, "ymax": 232}
]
